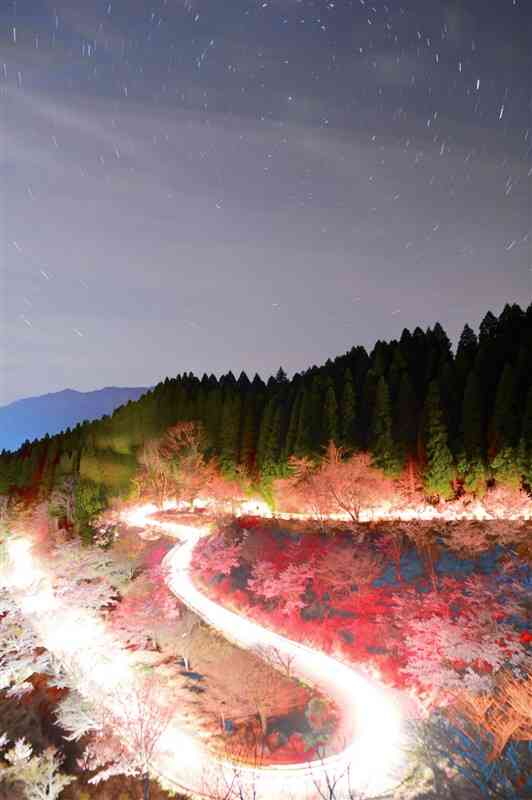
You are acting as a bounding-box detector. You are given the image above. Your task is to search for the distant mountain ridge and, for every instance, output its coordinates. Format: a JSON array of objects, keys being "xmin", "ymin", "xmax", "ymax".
[{"xmin": 0, "ymin": 386, "xmax": 150, "ymax": 452}]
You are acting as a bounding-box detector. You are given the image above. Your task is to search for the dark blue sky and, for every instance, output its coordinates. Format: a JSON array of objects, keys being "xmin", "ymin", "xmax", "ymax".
[{"xmin": 2, "ymin": 0, "xmax": 531, "ymax": 404}]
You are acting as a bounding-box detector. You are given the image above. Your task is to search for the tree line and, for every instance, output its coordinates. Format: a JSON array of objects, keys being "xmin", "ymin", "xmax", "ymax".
[{"xmin": 1, "ymin": 302, "xmax": 531, "ymax": 518}]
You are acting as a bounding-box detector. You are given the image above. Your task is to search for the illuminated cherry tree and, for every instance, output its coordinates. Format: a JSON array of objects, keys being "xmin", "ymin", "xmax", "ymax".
[
  {"xmin": 135, "ymin": 439, "xmax": 173, "ymax": 509},
  {"xmin": 48, "ymin": 476, "xmax": 78, "ymax": 529},
  {"xmin": 280, "ymin": 445, "xmax": 394, "ymax": 525},
  {"xmin": 159, "ymin": 421, "xmax": 219, "ymax": 506},
  {"xmin": 58, "ymin": 677, "xmax": 175, "ymax": 800},
  {"xmin": 441, "ymin": 520, "xmax": 493, "ymax": 555},
  {"xmin": 108, "ymin": 563, "xmax": 182, "ymax": 652},
  {"xmin": 400, "ymin": 612, "xmax": 526, "ymax": 702},
  {"xmin": 0, "ymin": 590, "xmax": 59, "ymax": 699},
  {"xmin": 46, "ymin": 540, "xmax": 133, "ymax": 612},
  {"xmin": 318, "ymin": 444, "xmax": 395, "ymax": 523},
  {"xmin": 248, "ymin": 561, "xmax": 314, "ymax": 617},
  {"xmin": 284, "ymin": 456, "xmax": 333, "ymax": 527},
  {"xmin": 481, "ymin": 484, "xmax": 532, "ymax": 521},
  {"xmin": 0, "ymin": 539, "xmax": 133, "ymax": 698},
  {"xmin": 315, "ymin": 546, "xmax": 382, "ymax": 598},
  {"xmin": 392, "ymin": 575, "xmax": 528, "ymax": 708},
  {"xmin": 192, "ymin": 534, "xmax": 243, "ymax": 580}
]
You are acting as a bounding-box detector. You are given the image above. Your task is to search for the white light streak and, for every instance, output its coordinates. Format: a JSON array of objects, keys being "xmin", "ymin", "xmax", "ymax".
[
  {"xmin": 11, "ymin": 484, "xmax": 527, "ymax": 799},
  {"xmin": 125, "ymin": 504, "xmax": 410, "ymax": 797}
]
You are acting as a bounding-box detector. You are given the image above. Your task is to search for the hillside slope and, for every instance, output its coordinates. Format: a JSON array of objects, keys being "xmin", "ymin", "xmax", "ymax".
[
  {"xmin": 0, "ymin": 302, "xmax": 530, "ymax": 508},
  {"xmin": 0, "ymin": 386, "xmax": 150, "ymax": 452}
]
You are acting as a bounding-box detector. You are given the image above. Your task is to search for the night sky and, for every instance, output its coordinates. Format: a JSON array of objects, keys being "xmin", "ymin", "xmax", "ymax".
[{"xmin": 2, "ymin": 0, "xmax": 531, "ymax": 405}]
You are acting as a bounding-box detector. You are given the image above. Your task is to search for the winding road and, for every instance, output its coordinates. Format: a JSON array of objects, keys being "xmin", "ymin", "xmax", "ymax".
[
  {"xmin": 127, "ymin": 503, "xmax": 410, "ymax": 799},
  {"xmin": 4, "ymin": 504, "xmax": 410, "ymax": 800}
]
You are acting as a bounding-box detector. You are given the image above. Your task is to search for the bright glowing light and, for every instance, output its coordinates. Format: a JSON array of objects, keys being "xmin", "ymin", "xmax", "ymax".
[
  {"xmin": 6, "ymin": 491, "xmax": 527, "ymax": 799},
  {"xmin": 237, "ymin": 499, "xmax": 273, "ymax": 518},
  {"xmin": 122, "ymin": 489, "xmax": 531, "ymax": 535},
  {"xmin": 192, "ymin": 496, "xmax": 212, "ymax": 510},
  {"xmin": 164, "ymin": 529, "xmax": 406, "ymax": 796},
  {"xmin": 125, "ymin": 502, "xmax": 409, "ymax": 797},
  {"xmin": 3, "ymin": 533, "xmax": 204, "ymax": 779},
  {"xmin": 3, "ymin": 539, "xmax": 62, "ymax": 617},
  {"xmin": 4, "ymin": 537, "xmax": 42, "ymax": 589},
  {"xmin": 4, "ymin": 501, "xmax": 412, "ymax": 799},
  {"xmin": 117, "ymin": 493, "xmax": 530, "ymax": 796},
  {"xmin": 122, "ymin": 501, "xmax": 168, "ymax": 528}
]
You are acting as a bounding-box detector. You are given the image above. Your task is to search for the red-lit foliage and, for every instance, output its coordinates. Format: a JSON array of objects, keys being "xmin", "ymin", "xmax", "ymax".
[
  {"xmin": 236, "ymin": 515, "xmax": 263, "ymax": 529},
  {"xmin": 315, "ymin": 545, "xmax": 383, "ymax": 597},
  {"xmin": 108, "ymin": 561, "xmax": 181, "ymax": 650},
  {"xmin": 207, "ymin": 472, "xmax": 247, "ymax": 511},
  {"xmin": 143, "ymin": 541, "xmax": 173, "ymax": 571},
  {"xmin": 375, "ymin": 531, "xmax": 404, "ymax": 581},
  {"xmin": 274, "ymin": 445, "xmax": 397, "ymax": 522},
  {"xmin": 191, "ymin": 535, "xmax": 243, "ymax": 580},
  {"xmin": 249, "ymin": 561, "xmax": 315, "ymax": 617},
  {"xmin": 191, "ymin": 524, "xmax": 530, "ymax": 714}
]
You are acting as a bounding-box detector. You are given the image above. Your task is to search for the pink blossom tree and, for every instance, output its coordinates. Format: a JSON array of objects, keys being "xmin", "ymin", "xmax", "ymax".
[
  {"xmin": 159, "ymin": 421, "xmax": 220, "ymax": 507},
  {"xmin": 481, "ymin": 484, "xmax": 531, "ymax": 520},
  {"xmin": 442, "ymin": 520, "xmax": 493, "ymax": 555},
  {"xmin": 318, "ymin": 444, "xmax": 395, "ymax": 523},
  {"xmin": 192, "ymin": 534, "xmax": 243, "ymax": 580},
  {"xmin": 285, "ymin": 456, "xmax": 333, "ymax": 528},
  {"xmin": 134, "ymin": 421, "xmax": 222, "ymax": 509},
  {"xmin": 280, "ymin": 445, "xmax": 395, "ymax": 527},
  {"xmin": 315, "ymin": 546, "xmax": 382, "ymax": 598},
  {"xmin": 248, "ymin": 561, "xmax": 314, "ymax": 617},
  {"xmin": 107, "ymin": 564, "xmax": 182, "ymax": 653},
  {"xmin": 399, "ymin": 611, "xmax": 526, "ymax": 706},
  {"xmin": 59, "ymin": 677, "xmax": 175, "ymax": 800},
  {"xmin": 134, "ymin": 439, "xmax": 173, "ymax": 509},
  {"xmin": 391, "ymin": 574, "xmax": 528, "ymax": 709}
]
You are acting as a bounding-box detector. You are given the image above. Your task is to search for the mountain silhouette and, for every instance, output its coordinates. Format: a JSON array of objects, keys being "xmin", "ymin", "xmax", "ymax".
[{"xmin": 0, "ymin": 386, "xmax": 150, "ymax": 452}]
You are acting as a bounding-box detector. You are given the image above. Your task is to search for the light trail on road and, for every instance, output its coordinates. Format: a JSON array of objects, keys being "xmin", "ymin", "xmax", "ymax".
[
  {"xmin": 125, "ymin": 502, "xmax": 411, "ymax": 799},
  {"xmin": 2, "ymin": 535, "xmax": 206, "ymax": 797},
  {"xmin": 4, "ymin": 505, "xmax": 410, "ymax": 800}
]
